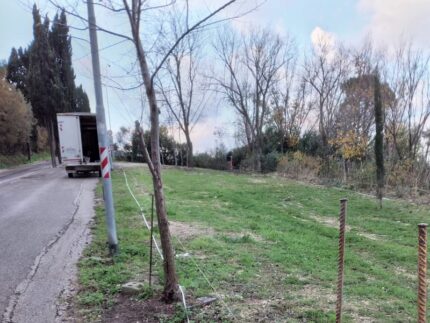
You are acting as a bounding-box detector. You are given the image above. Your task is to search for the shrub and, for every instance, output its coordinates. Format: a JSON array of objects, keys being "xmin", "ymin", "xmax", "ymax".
[
  {"xmin": 261, "ymin": 151, "xmax": 280, "ymax": 173},
  {"xmin": 0, "ymin": 76, "xmax": 33, "ymax": 154},
  {"xmin": 277, "ymin": 151, "xmax": 320, "ymax": 180},
  {"xmin": 298, "ymin": 130, "xmax": 321, "ymax": 156}
]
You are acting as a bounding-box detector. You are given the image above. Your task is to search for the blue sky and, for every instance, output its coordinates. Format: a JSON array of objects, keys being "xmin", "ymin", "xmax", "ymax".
[{"xmin": 1, "ymin": 0, "xmax": 428, "ymax": 152}]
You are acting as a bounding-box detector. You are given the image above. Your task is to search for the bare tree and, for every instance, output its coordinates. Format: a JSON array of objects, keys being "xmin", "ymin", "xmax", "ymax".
[
  {"xmin": 386, "ymin": 42, "xmax": 430, "ymax": 162},
  {"xmin": 48, "ymin": 0, "xmax": 249, "ymax": 302},
  {"xmin": 213, "ymin": 27, "xmax": 284, "ymax": 171},
  {"xmin": 270, "ymin": 40, "xmax": 312, "ymax": 152},
  {"xmin": 122, "ymin": 0, "xmax": 248, "ymax": 302},
  {"xmin": 303, "ymin": 39, "xmax": 350, "ymax": 166},
  {"xmin": 157, "ymin": 7, "xmax": 206, "ymax": 167},
  {"xmin": 337, "ymin": 41, "xmax": 380, "ymax": 140}
]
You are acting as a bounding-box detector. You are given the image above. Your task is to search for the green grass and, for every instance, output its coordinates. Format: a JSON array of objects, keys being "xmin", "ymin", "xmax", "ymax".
[
  {"xmin": 77, "ymin": 165, "xmax": 429, "ymax": 322},
  {"xmin": 0, "ymin": 151, "xmax": 50, "ymax": 169}
]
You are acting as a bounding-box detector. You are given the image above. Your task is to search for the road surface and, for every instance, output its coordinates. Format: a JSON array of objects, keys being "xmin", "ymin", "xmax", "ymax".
[{"xmin": 0, "ymin": 162, "xmax": 98, "ymax": 322}]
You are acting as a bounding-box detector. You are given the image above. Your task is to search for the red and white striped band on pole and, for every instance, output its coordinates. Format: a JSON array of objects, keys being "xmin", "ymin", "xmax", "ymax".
[{"xmin": 100, "ymin": 147, "xmax": 110, "ymax": 179}]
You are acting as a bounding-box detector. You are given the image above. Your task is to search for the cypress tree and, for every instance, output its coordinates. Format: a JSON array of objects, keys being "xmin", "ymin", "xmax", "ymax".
[
  {"xmin": 27, "ymin": 5, "xmax": 59, "ymax": 166},
  {"xmin": 7, "ymin": 47, "xmax": 30, "ymax": 100},
  {"xmin": 50, "ymin": 10, "xmax": 76, "ymax": 113},
  {"xmin": 6, "ymin": 4, "xmax": 91, "ymax": 158},
  {"xmin": 74, "ymin": 85, "xmax": 90, "ymax": 112},
  {"xmin": 374, "ymin": 70, "xmax": 384, "ymax": 208}
]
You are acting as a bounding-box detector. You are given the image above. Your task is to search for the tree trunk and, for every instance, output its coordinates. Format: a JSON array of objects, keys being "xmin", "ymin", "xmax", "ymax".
[
  {"xmin": 253, "ymin": 141, "xmax": 262, "ymax": 172},
  {"xmin": 48, "ymin": 118, "xmax": 57, "ymax": 168},
  {"xmin": 53, "ymin": 119, "xmax": 62, "ymax": 164},
  {"xmin": 132, "ymin": 27, "xmax": 179, "ymax": 302},
  {"xmin": 374, "ymin": 73, "xmax": 384, "ymax": 208},
  {"xmin": 185, "ymin": 133, "xmax": 193, "ymax": 168},
  {"xmin": 319, "ymin": 102, "xmax": 330, "ymax": 174},
  {"xmin": 27, "ymin": 142, "xmax": 32, "ymax": 161},
  {"xmin": 343, "ymin": 159, "xmax": 348, "ymax": 183}
]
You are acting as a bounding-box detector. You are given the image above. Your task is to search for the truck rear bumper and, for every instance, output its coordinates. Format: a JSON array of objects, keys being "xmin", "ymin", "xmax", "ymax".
[{"xmin": 65, "ymin": 163, "xmax": 101, "ymax": 177}]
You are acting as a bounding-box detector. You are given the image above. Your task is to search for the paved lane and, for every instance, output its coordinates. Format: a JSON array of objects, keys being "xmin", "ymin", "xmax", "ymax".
[{"xmin": 0, "ymin": 165, "xmax": 97, "ymax": 322}]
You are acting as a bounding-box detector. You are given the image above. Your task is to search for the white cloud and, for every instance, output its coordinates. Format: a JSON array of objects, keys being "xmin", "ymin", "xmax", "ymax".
[
  {"xmin": 310, "ymin": 26, "xmax": 338, "ymax": 60},
  {"xmin": 310, "ymin": 26, "xmax": 336, "ymax": 51},
  {"xmin": 358, "ymin": 0, "xmax": 430, "ymax": 48}
]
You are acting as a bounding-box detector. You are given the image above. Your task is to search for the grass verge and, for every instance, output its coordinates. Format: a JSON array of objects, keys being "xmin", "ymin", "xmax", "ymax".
[
  {"xmin": 0, "ymin": 151, "xmax": 50, "ymax": 169},
  {"xmin": 76, "ymin": 165, "xmax": 428, "ymax": 322}
]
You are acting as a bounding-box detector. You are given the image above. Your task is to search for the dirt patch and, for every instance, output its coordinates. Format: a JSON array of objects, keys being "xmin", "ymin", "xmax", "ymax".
[
  {"xmin": 222, "ymin": 231, "xmax": 264, "ymax": 242},
  {"xmin": 169, "ymin": 221, "xmax": 215, "ymax": 239},
  {"xmin": 295, "ymin": 284, "xmax": 336, "ymax": 303},
  {"xmin": 394, "ymin": 267, "xmax": 416, "ymax": 280},
  {"xmin": 248, "ymin": 178, "xmax": 267, "ymax": 184},
  {"xmin": 102, "ymin": 294, "xmax": 177, "ymax": 323},
  {"xmin": 309, "ymin": 214, "xmax": 351, "ymax": 231},
  {"xmin": 357, "ymin": 232, "xmax": 384, "ymax": 241},
  {"xmin": 345, "ymin": 299, "xmax": 378, "ymax": 323},
  {"xmin": 238, "ymin": 297, "xmax": 293, "ymax": 322}
]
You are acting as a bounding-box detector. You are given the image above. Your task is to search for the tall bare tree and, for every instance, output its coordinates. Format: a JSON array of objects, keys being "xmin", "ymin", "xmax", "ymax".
[
  {"xmin": 49, "ymin": 0, "xmax": 247, "ymax": 302},
  {"xmin": 336, "ymin": 41, "xmax": 380, "ymax": 141},
  {"xmin": 157, "ymin": 8, "xmax": 206, "ymax": 167},
  {"xmin": 386, "ymin": 42, "xmax": 430, "ymax": 162},
  {"xmin": 303, "ymin": 39, "xmax": 349, "ymax": 166},
  {"xmin": 270, "ymin": 41, "xmax": 312, "ymax": 152},
  {"xmin": 122, "ymin": 0, "xmax": 247, "ymax": 301},
  {"xmin": 213, "ymin": 27, "xmax": 284, "ymax": 171}
]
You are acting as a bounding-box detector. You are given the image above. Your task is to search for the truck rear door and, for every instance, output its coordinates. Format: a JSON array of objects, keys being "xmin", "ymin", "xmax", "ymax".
[{"xmin": 57, "ymin": 115, "xmax": 83, "ymax": 164}]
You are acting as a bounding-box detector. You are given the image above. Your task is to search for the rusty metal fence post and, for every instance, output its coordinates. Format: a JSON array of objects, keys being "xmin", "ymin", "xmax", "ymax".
[
  {"xmin": 418, "ymin": 223, "xmax": 427, "ymax": 323},
  {"xmin": 336, "ymin": 198, "xmax": 348, "ymax": 323},
  {"xmin": 149, "ymin": 194, "xmax": 154, "ymax": 288}
]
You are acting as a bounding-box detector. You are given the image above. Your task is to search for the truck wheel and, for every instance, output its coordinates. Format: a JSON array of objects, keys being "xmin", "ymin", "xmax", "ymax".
[{"xmin": 68, "ymin": 173, "xmax": 73, "ymax": 178}]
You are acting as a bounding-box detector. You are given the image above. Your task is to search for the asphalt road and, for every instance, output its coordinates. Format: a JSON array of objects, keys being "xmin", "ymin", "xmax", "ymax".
[{"xmin": 0, "ymin": 163, "xmax": 97, "ymax": 322}]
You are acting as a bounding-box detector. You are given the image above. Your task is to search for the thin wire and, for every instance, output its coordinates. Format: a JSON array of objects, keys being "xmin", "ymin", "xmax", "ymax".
[
  {"xmin": 123, "ymin": 169, "xmax": 189, "ymax": 322},
  {"xmin": 123, "ymin": 170, "xmax": 164, "ymax": 260},
  {"xmin": 178, "ymin": 285, "xmax": 190, "ymax": 323},
  {"xmin": 174, "ymin": 236, "xmax": 236, "ymax": 319},
  {"xmin": 123, "ymin": 169, "xmax": 236, "ymax": 320}
]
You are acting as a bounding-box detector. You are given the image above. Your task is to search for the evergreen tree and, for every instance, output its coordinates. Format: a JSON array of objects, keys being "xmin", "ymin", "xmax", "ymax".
[
  {"xmin": 7, "ymin": 47, "xmax": 30, "ymax": 99},
  {"xmin": 74, "ymin": 85, "xmax": 90, "ymax": 112},
  {"xmin": 374, "ymin": 71, "xmax": 385, "ymax": 208},
  {"xmin": 50, "ymin": 9, "xmax": 76, "ymax": 113},
  {"xmin": 6, "ymin": 4, "xmax": 91, "ymax": 160},
  {"xmin": 27, "ymin": 5, "xmax": 59, "ymax": 166}
]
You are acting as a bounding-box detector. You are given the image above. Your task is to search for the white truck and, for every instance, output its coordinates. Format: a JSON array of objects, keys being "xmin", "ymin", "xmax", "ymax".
[{"xmin": 57, "ymin": 113, "xmax": 102, "ymax": 178}]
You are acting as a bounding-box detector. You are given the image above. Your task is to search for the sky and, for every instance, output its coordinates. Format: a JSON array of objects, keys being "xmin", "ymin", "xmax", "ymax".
[{"xmin": 1, "ymin": 0, "xmax": 429, "ymax": 152}]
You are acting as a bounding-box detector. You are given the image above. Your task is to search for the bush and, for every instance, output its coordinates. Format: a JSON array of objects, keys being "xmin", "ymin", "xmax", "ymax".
[
  {"xmin": 277, "ymin": 151, "xmax": 320, "ymax": 180},
  {"xmin": 231, "ymin": 146, "xmax": 247, "ymax": 169},
  {"xmin": 387, "ymin": 159, "xmax": 416, "ymax": 197},
  {"xmin": 194, "ymin": 151, "xmax": 227, "ymax": 170},
  {"xmin": 261, "ymin": 151, "xmax": 280, "ymax": 173},
  {"xmin": 36, "ymin": 126, "xmax": 48, "ymax": 151},
  {"xmin": 298, "ymin": 131, "xmax": 321, "ymax": 156},
  {"xmin": 0, "ymin": 75, "xmax": 33, "ymax": 154}
]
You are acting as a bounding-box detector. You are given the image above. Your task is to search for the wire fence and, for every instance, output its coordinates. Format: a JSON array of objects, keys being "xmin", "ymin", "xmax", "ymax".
[{"xmin": 122, "ymin": 169, "xmax": 238, "ymax": 322}]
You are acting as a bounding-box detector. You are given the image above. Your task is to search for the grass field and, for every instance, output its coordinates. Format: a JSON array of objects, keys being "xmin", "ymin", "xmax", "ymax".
[{"xmin": 77, "ymin": 165, "xmax": 429, "ymax": 322}]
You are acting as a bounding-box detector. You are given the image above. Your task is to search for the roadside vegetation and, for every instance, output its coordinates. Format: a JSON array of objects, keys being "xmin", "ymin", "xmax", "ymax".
[
  {"xmin": 76, "ymin": 165, "xmax": 427, "ymax": 322},
  {"xmin": 0, "ymin": 151, "xmax": 50, "ymax": 169},
  {"xmin": 3, "ymin": 5, "xmax": 90, "ymax": 168}
]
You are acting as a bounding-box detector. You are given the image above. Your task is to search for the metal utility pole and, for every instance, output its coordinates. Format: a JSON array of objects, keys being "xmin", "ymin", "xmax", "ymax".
[{"xmin": 87, "ymin": 0, "xmax": 118, "ymax": 255}]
